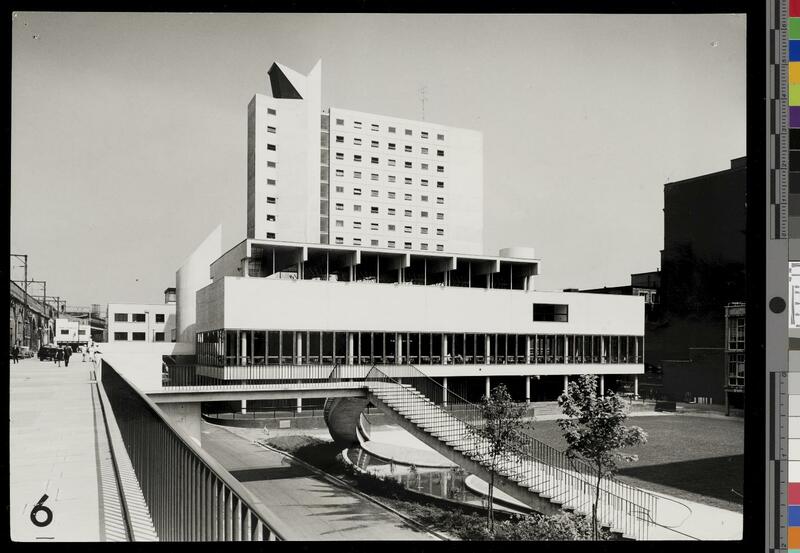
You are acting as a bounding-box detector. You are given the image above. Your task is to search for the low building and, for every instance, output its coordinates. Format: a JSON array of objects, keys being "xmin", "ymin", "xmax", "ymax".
[
  {"xmin": 9, "ymin": 280, "xmax": 57, "ymax": 350},
  {"xmin": 54, "ymin": 318, "xmax": 91, "ymax": 347},
  {"xmin": 107, "ymin": 289, "xmax": 177, "ymax": 343}
]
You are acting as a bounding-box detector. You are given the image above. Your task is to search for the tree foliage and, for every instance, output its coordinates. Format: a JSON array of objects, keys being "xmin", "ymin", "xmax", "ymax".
[
  {"xmin": 557, "ymin": 374, "xmax": 647, "ymax": 539},
  {"xmin": 471, "ymin": 383, "xmax": 532, "ymax": 531}
]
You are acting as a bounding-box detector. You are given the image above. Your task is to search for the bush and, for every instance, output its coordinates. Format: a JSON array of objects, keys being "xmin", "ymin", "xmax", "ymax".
[{"xmin": 490, "ymin": 512, "xmax": 611, "ymax": 541}]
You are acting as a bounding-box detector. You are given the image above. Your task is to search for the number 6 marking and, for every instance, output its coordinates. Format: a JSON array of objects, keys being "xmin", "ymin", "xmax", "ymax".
[{"xmin": 30, "ymin": 494, "xmax": 53, "ymax": 527}]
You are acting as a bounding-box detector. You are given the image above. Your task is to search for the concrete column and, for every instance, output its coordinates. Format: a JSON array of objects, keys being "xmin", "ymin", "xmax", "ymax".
[
  {"xmin": 241, "ymin": 399, "xmax": 247, "ymax": 414},
  {"xmin": 396, "ymin": 333, "xmax": 403, "ymax": 364},
  {"xmin": 296, "ymin": 332, "xmax": 303, "ymax": 364},
  {"xmin": 442, "ymin": 334, "xmax": 449, "ymax": 365},
  {"xmin": 296, "ymin": 397, "xmax": 302, "ymax": 413},
  {"xmin": 485, "ymin": 376, "xmax": 491, "ymax": 398},
  {"xmin": 600, "ymin": 375, "xmax": 605, "ymax": 396},
  {"xmin": 634, "ymin": 375, "xmax": 639, "ymax": 397},
  {"xmin": 243, "ymin": 258, "xmax": 250, "ymax": 278},
  {"xmin": 159, "ymin": 402, "xmax": 202, "ymax": 447},
  {"xmin": 443, "ymin": 377, "xmax": 448, "ymax": 406},
  {"xmin": 398, "ymin": 268, "xmax": 403, "ymax": 283},
  {"xmin": 525, "ymin": 336, "xmax": 531, "ymax": 364},
  {"xmin": 601, "ymin": 337, "xmax": 606, "ymax": 363},
  {"xmin": 485, "ymin": 335, "xmax": 491, "ymax": 364},
  {"xmin": 564, "ymin": 335, "xmax": 569, "ymax": 364},
  {"xmin": 563, "ymin": 375, "xmax": 569, "ymax": 395},
  {"xmin": 241, "ymin": 331, "xmax": 248, "ymax": 366},
  {"xmin": 635, "ymin": 337, "xmax": 639, "ymax": 362},
  {"xmin": 525, "ymin": 376, "xmax": 531, "ymax": 404},
  {"xmin": 348, "ymin": 333, "xmax": 355, "ymax": 364}
]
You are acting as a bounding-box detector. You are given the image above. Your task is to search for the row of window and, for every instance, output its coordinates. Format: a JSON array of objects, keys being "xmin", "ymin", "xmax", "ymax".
[
  {"xmin": 59, "ymin": 329, "xmax": 88, "ymax": 335},
  {"xmin": 333, "ymin": 136, "xmax": 444, "ymax": 156},
  {"xmin": 114, "ymin": 331, "xmax": 166, "ymax": 342},
  {"xmin": 340, "ymin": 187, "xmax": 445, "ymax": 204},
  {"xmin": 333, "ymin": 203, "xmax": 445, "ymax": 219},
  {"xmin": 197, "ymin": 329, "xmax": 644, "ymax": 367},
  {"xmin": 333, "ymin": 170, "xmax": 446, "ymax": 188},
  {"xmin": 113, "ymin": 313, "xmax": 166, "ymax": 323},
  {"xmin": 332, "ymin": 237, "xmax": 444, "ymax": 250},
  {"xmin": 332, "ymin": 153, "xmax": 444, "ymax": 172},
  {"xmin": 333, "ymin": 119, "xmax": 445, "ymax": 141},
  {"xmin": 334, "ymin": 220, "xmax": 445, "ymax": 235}
]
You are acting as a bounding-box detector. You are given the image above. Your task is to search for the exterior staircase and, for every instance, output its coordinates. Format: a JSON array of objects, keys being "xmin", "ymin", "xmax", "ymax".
[{"xmin": 362, "ymin": 366, "xmax": 657, "ymax": 540}]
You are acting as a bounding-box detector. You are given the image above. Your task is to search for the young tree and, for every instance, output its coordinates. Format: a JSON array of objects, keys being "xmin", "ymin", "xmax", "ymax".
[
  {"xmin": 471, "ymin": 383, "xmax": 532, "ymax": 532},
  {"xmin": 557, "ymin": 374, "xmax": 648, "ymax": 539}
]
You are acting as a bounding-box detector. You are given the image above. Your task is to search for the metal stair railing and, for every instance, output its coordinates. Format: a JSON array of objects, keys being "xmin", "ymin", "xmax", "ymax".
[{"xmin": 364, "ymin": 365, "xmax": 656, "ymax": 540}]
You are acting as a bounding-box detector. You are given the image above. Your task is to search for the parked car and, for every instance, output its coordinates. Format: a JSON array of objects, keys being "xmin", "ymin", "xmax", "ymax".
[
  {"xmin": 38, "ymin": 346, "xmax": 59, "ymax": 361},
  {"xmin": 19, "ymin": 346, "xmax": 34, "ymax": 358}
]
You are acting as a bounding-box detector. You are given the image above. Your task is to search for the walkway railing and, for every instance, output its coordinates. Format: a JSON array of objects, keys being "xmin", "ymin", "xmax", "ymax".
[
  {"xmin": 100, "ymin": 360, "xmax": 287, "ymax": 541},
  {"xmin": 364, "ymin": 364, "xmax": 657, "ymax": 540},
  {"xmin": 162, "ymin": 363, "xmax": 371, "ymax": 389}
]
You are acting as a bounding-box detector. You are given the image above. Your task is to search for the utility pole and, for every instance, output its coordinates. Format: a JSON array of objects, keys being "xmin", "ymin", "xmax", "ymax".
[{"xmin": 11, "ymin": 254, "xmax": 28, "ymax": 347}]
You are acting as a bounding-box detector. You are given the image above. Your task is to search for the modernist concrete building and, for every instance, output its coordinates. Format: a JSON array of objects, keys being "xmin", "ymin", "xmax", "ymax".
[
  {"xmin": 247, "ymin": 60, "xmax": 483, "ymax": 255},
  {"xmin": 107, "ymin": 289, "xmax": 177, "ymax": 343}
]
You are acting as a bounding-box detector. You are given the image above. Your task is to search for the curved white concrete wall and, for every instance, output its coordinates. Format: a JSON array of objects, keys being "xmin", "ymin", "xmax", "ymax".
[
  {"xmin": 499, "ymin": 246, "xmax": 536, "ymax": 259},
  {"xmin": 176, "ymin": 226, "xmax": 222, "ymax": 343}
]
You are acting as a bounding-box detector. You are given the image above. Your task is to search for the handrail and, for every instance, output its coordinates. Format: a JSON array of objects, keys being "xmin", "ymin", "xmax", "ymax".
[{"xmin": 101, "ymin": 359, "xmax": 290, "ymax": 541}]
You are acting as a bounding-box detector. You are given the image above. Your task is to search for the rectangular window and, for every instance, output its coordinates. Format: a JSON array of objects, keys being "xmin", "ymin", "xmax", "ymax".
[
  {"xmin": 404, "ymin": 193, "xmax": 412, "ymax": 201},
  {"xmin": 354, "ymin": 121, "xmax": 362, "ymax": 129},
  {"xmin": 421, "ymin": 163, "xmax": 429, "ymax": 170},
  {"xmin": 388, "ymin": 192, "xmax": 396, "ymax": 199},
  {"xmin": 114, "ymin": 332, "xmax": 128, "ymax": 341},
  {"xmin": 371, "ymin": 140, "xmax": 379, "ymax": 148},
  {"xmin": 388, "ymin": 143, "xmax": 396, "ymax": 150},
  {"xmin": 154, "ymin": 332, "xmax": 165, "ymax": 342},
  {"xmin": 388, "ymin": 159, "xmax": 396, "ymax": 166},
  {"xmin": 335, "ymin": 220, "xmax": 344, "ymax": 227},
  {"xmin": 421, "ymin": 195, "xmax": 429, "ymax": 202},
  {"xmin": 371, "ymin": 189, "xmax": 379, "ymax": 197},
  {"xmin": 404, "ymin": 161, "xmax": 412, "ymax": 169},
  {"xmin": 404, "ymin": 242, "xmax": 412, "ymax": 249},
  {"xmin": 335, "ymin": 152, "xmax": 344, "ymax": 160},
  {"xmin": 266, "ymin": 213, "xmax": 276, "ymax": 221},
  {"xmin": 266, "ymin": 232, "xmax": 276, "ymax": 239},
  {"xmin": 335, "ymin": 237, "xmax": 344, "ymax": 244},
  {"xmin": 421, "ymin": 147, "xmax": 429, "ymax": 154},
  {"xmin": 437, "ymin": 133, "xmax": 444, "ymax": 140},
  {"xmin": 436, "ymin": 228, "xmax": 444, "ymax": 236},
  {"xmin": 371, "ymin": 124, "xmax": 379, "ymax": 131},
  {"xmin": 421, "ymin": 243, "xmax": 428, "ymax": 250},
  {"xmin": 371, "ymin": 157, "xmax": 379, "ymax": 164},
  {"xmin": 436, "ymin": 244, "xmax": 444, "ymax": 252},
  {"xmin": 155, "ymin": 313, "xmax": 165, "ymax": 323},
  {"xmin": 371, "ymin": 239, "xmax": 379, "ymax": 246},
  {"xmin": 353, "ymin": 238, "xmax": 362, "ymax": 245},
  {"xmin": 267, "ymin": 108, "xmax": 277, "ymax": 115},
  {"xmin": 436, "ymin": 197, "xmax": 444, "ymax": 204},
  {"xmin": 405, "ymin": 129, "xmax": 412, "ymax": 136},
  {"xmin": 533, "ymin": 303, "xmax": 569, "ymax": 322},
  {"xmin": 404, "ymin": 209, "xmax": 412, "ymax": 217},
  {"xmin": 354, "ymin": 171, "xmax": 362, "ymax": 179},
  {"xmin": 437, "ymin": 181, "xmax": 444, "ymax": 189},
  {"xmin": 371, "ymin": 206, "xmax": 379, "ymax": 214},
  {"xmin": 353, "ymin": 188, "xmax": 362, "ymax": 195},
  {"xmin": 389, "ymin": 126, "xmax": 396, "ymax": 133},
  {"xmin": 267, "ymin": 197, "xmax": 276, "ymax": 204},
  {"xmin": 354, "ymin": 205, "xmax": 362, "ymax": 212},
  {"xmin": 421, "ymin": 211, "xmax": 429, "ymax": 218},
  {"xmin": 354, "ymin": 155, "xmax": 362, "ymax": 162},
  {"xmin": 114, "ymin": 313, "xmax": 128, "ymax": 322},
  {"xmin": 388, "ymin": 208, "xmax": 396, "ymax": 215},
  {"xmin": 336, "ymin": 136, "xmax": 344, "ymax": 143},
  {"xmin": 404, "ymin": 177, "xmax": 412, "ymax": 185},
  {"xmin": 78, "ymin": 330, "xmax": 87, "ymax": 335},
  {"xmin": 267, "ymin": 144, "xmax": 276, "ymax": 151},
  {"xmin": 437, "ymin": 166, "xmax": 444, "ymax": 173},
  {"xmin": 388, "ymin": 224, "xmax": 396, "ymax": 231},
  {"xmin": 371, "ymin": 222, "xmax": 379, "ymax": 230},
  {"xmin": 405, "ymin": 145, "xmax": 412, "ymax": 153},
  {"xmin": 421, "ymin": 131, "xmax": 429, "ymax": 139},
  {"xmin": 354, "ymin": 138, "xmax": 362, "ymax": 145},
  {"xmin": 436, "ymin": 213, "xmax": 444, "ymax": 220},
  {"xmin": 132, "ymin": 313, "xmax": 146, "ymax": 322},
  {"xmin": 421, "ymin": 179, "xmax": 428, "ymax": 187},
  {"xmin": 267, "ymin": 178, "xmax": 276, "ymax": 185},
  {"xmin": 353, "ymin": 221, "xmax": 362, "ymax": 229},
  {"xmin": 267, "ymin": 126, "xmax": 276, "ymax": 133},
  {"xmin": 437, "ymin": 150, "xmax": 444, "ymax": 157},
  {"xmin": 336, "ymin": 118, "xmax": 344, "ymax": 125},
  {"xmin": 336, "ymin": 169, "xmax": 344, "ymax": 177},
  {"xmin": 267, "ymin": 161, "xmax": 277, "ymax": 168},
  {"xmin": 335, "ymin": 203, "xmax": 344, "ymax": 210},
  {"xmin": 388, "ymin": 240, "xmax": 396, "ymax": 248},
  {"xmin": 132, "ymin": 332, "xmax": 146, "ymax": 341},
  {"xmin": 421, "ymin": 227, "xmax": 429, "ymax": 234},
  {"xmin": 60, "ymin": 329, "xmax": 69, "ymax": 335},
  {"xmin": 335, "ymin": 186, "xmax": 344, "ymax": 193},
  {"xmin": 388, "ymin": 175, "xmax": 396, "ymax": 182},
  {"xmin": 404, "ymin": 225, "xmax": 412, "ymax": 233}
]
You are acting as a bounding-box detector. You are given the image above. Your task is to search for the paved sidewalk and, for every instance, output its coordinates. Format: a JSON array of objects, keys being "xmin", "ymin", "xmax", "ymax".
[{"xmin": 10, "ymin": 357, "xmax": 114, "ymax": 541}]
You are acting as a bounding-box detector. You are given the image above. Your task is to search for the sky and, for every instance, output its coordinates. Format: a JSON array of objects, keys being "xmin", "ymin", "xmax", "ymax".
[{"xmin": 10, "ymin": 12, "xmax": 746, "ymax": 306}]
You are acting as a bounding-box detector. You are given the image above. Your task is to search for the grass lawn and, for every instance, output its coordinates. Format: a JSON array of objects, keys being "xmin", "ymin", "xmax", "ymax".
[{"xmin": 528, "ymin": 414, "xmax": 744, "ymax": 512}]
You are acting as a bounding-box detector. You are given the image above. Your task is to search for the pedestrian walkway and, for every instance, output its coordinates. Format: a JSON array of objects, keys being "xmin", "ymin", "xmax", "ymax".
[{"xmin": 10, "ymin": 357, "xmax": 123, "ymax": 541}]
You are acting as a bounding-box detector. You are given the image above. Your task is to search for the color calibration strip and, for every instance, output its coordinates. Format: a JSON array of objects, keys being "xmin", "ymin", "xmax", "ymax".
[
  {"xmin": 791, "ymin": 373, "xmax": 800, "ymax": 552},
  {"xmin": 790, "ymin": 0, "xmax": 800, "ymax": 238}
]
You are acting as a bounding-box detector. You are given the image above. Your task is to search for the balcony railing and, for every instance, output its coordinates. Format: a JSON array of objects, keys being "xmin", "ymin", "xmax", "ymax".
[{"xmin": 101, "ymin": 360, "xmax": 287, "ymax": 541}]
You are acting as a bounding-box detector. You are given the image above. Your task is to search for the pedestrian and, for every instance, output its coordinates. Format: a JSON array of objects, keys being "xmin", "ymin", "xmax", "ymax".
[
  {"xmin": 64, "ymin": 345, "xmax": 72, "ymax": 367},
  {"xmin": 82, "ymin": 346, "xmax": 87, "ymax": 362},
  {"xmin": 11, "ymin": 343, "xmax": 19, "ymax": 364},
  {"xmin": 55, "ymin": 348, "xmax": 63, "ymax": 367}
]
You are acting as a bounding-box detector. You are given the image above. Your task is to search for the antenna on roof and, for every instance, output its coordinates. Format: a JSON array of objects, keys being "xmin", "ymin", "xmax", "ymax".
[{"xmin": 420, "ymin": 86, "xmax": 428, "ymax": 121}]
